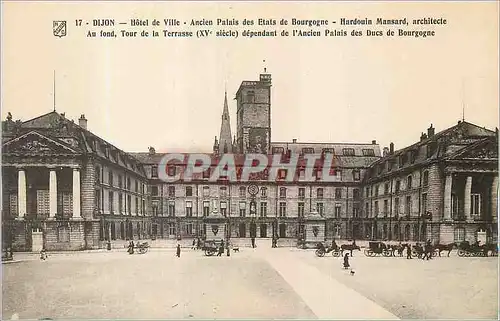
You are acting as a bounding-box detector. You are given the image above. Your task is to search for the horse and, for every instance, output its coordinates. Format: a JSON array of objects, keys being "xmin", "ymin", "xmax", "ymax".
[
  {"xmin": 482, "ymin": 243, "xmax": 498, "ymax": 257},
  {"xmin": 390, "ymin": 243, "xmax": 406, "ymax": 257},
  {"xmin": 434, "ymin": 243, "xmax": 456, "ymax": 257},
  {"xmin": 340, "ymin": 244, "xmax": 361, "ymax": 257}
]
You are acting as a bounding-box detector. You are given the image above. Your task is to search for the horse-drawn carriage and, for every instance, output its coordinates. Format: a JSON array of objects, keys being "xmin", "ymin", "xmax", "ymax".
[
  {"xmin": 202, "ymin": 240, "xmax": 222, "ymax": 256},
  {"xmin": 315, "ymin": 242, "xmax": 341, "ymax": 257},
  {"xmin": 364, "ymin": 241, "xmax": 392, "ymax": 257},
  {"xmin": 127, "ymin": 241, "xmax": 150, "ymax": 254},
  {"xmin": 457, "ymin": 241, "xmax": 496, "ymax": 257}
]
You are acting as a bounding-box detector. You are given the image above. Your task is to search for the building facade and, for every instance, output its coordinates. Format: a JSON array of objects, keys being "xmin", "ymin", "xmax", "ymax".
[{"xmin": 2, "ymin": 71, "xmax": 498, "ymax": 251}]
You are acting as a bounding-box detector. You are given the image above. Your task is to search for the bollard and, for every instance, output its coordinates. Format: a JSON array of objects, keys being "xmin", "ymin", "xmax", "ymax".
[
  {"xmin": 227, "ymin": 247, "xmax": 230, "ymax": 256},
  {"xmin": 107, "ymin": 241, "xmax": 111, "ymax": 251}
]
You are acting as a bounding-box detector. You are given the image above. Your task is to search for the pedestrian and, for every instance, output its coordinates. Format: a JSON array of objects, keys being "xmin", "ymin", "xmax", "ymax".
[
  {"xmin": 192, "ymin": 239, "xmax": 196, "ymax": 250},
  {"xmin": 217, "ymin": 241, "xmax": 224, "ymax": 257},
  {"xmin": 196, "ymin": 237, "xmax": 201, "ymax": 250},
  {"xmin": 40, "ymin": 248, "xmax": 47, "ymax": 260},
  {"xmin": 176, "ymin": 243, "xmax": 181, "ymax": 258},
  {"xmin": 343, "ymin": 252, "xmax": 350, "ymax": 269},
  {"xmin": 251, "ymin": 237, "xmax": 255, "ymax": 248},
  {"xmin": 128, "ymin": 241, "xmax": 134, "ymax": 255},
  {"xmin": 406, "ymin": 244, "xmax": 412, "ymax": 259}
]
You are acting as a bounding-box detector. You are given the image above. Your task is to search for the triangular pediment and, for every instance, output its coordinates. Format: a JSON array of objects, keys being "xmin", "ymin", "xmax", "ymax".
[
  {"xmin": 2, "ymin": 131, "xmax": 79, "ymax": 155},
  {"xmin": 448, "ymin": 137, "xmax": 498, "ymax": 160}
]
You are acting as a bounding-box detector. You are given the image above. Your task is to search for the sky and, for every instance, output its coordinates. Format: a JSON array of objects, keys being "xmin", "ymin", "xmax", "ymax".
[{"xmin": 2, "ymin": 1, "xmax": 498, "ymax": 154}]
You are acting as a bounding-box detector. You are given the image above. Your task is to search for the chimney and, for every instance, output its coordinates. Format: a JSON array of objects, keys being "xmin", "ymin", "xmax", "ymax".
[
  {"xmin": 383, "ymin": 147, "xmax": 389, "ymax": 157},
  {"xmin": 389, "ymin": 142, "xmax": 394, "ymax": 154},
  {"xmin": 427, "ymin": 124, "xmax": 435, "ymax": 137},
  {"xmin": 78, "ymin": 114, "xmax": 87, "ymax": 129},
  {"xmin": 372, "ymin": 140, "xmax": 377, "ymax": 145},
  {"xmin": 148, "ymin": 146, "xmax": 156, "ymax": 155},
  {"xmin": 292, "ymin": 139, "xmax": 297, "ymax": 143},
  {"xmin": 420, "ymin": 132, "xmax": 428, "ymax": 141}
]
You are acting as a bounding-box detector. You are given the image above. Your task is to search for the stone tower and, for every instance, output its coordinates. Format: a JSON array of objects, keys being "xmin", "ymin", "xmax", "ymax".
[
  {"xmin": 236, "ymin": 71, "xmax": 272, "ymax": 154},
  {"xmin": 218, "ymin": 91, "xmax": 232, "ymax": 154}
]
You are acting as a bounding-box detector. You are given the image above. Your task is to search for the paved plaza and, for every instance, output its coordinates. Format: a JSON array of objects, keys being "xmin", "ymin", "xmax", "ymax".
[{"xmin": 2, "ymin": 246, "xmax": 498, "ymax": 320}]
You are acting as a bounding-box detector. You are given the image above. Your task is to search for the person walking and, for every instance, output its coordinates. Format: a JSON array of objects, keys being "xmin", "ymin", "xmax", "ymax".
[
  {"xmin": 406, "ymin": 244, "xmax": 413, "ymax": 259},
  {"xmin": 217, "ymin": 241, "xmax": 224, "ymax": 257},
  {"xmin": 251, "ymin": 237, "xmax": 256, "ymax": 248},
  {"xmin": 176, "ymin": 243, "xmax": 181, "ymax": 258},
  {"xmin": 343, "ymin": 253, "xmax": 350, "ymax": 269},
  {"xmin": 192, "ymin": 239, "xmax": 196, "ymax": 250}
]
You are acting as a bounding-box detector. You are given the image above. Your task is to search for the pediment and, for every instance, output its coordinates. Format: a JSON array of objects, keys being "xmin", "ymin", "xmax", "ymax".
[
  {"xmin": 448, "ymin": 138, "xmax": 498, "ymax": 160},
  {"xmin": 2, "ymin": 131, "xmax": 79, "ymax": 155}
]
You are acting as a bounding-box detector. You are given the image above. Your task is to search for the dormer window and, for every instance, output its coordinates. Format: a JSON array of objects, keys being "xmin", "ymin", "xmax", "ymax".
[
  {"xmin": 342, "ymin": 148, "xmax": 355, "ymax": 156},
  {"xmin": 322, "ymin": 148, "xmax": 335, "ymax": 155},
  {"xmin": 272, "ymin": 147, "xmax": 284, "ymax": 154},
  {"xmin": 362, "ymin": 149, "xmax": 375, "ymax": 156},
  {"xmin": 302, "ymin": 147, "xmax": 314, "ymax": 154}
]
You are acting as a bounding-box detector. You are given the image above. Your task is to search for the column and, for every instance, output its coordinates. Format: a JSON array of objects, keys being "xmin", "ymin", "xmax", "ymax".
[
  {"xmin": 491, "ymin": 176, "xmax": 498, "ymax": 219},
  {"xmin": 443, "ymin": 174, "xmax": 452, "ymax": 220},
  {"xmin": 73, "ymin": 168, "xmax": 82, "ymax": 218},
  {"xmin": 464, "ymin": 176, "xmax": 472, "ymax": 219},
  {"xmin": 17, "ymin": 169, "xmax": 27, "ymax": 218},
  {"xmin": 49, "ymin": 169, "xmax": 57, "ymax": 217}
]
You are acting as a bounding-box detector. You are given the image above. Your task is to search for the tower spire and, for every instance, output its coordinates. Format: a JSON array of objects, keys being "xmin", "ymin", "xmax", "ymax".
[{"xmin": 218, "ymin": 91, "xmax": 232, "ymax": 154}]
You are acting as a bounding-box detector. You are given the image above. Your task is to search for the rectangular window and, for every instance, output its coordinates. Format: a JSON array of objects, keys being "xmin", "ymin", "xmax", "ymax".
[
  {"xmin": 405, "ymin": 196, "xmax": 411, "ymax": 215},
  {"xmin": 407, "ymin": 175, "xmax": 413, "ymax": 189},
  {"xmin": 168, "ymin": 186, "xmax": 175, "ymax": 197},
  {"xmin": 335, "ymin": 188, "xmax": 342, "ymax": 199},
  {"xmin": 322, "ymin": 148, "xmax": 335, "ymax": 155},
  {"xmin": 260, "ymin": 202, "xmax": 267, "ymax": 217},
  {"xmin": 362, "ymin": 149, "xmax": 375, "ymax": 156},
  {"xmin": 135, "ymin": 181, "xmax": 138, "ymax": 192},
  {"xmin": 353, "ymin": 189, "xmax": 360, "ymax": 200},
  {"xmin": 167, "ymin": 166, "xmax": 176, "ymax": 177},
  {"xmin": 422, "ymin": 193, "xmax": 428, "ymax": 215},
  {"xmin": 151, "ymin": 166, "xmax": 158, "ymax": 178},
  {"xmin": 342, "ymin": 148, "xmax": 355, "ymax": 156},
  {"xmin": 298, "ymin": 202, "xmax": 305, "ymax": 217},
  {"xmin": 185, "ymin": 186, "xmax": 193, "ymax": 197},
  {"xmin": 186, "ymin": 201, "xmax": 193, "ymax": 217},
  {"xmin": 334, "ymin": 204, "xmax": 341, "ymax": 218},
  {"xmin": 168, "ymin": 223, "xmax": 176, "ymax": 236},
  {"xmin": 239, "ymin": 186, "xmax": 246, "ymax": 197},
  {"xmin": 423, "ymin": 171, "xmax": 429, "ymax": 187},
  {"xmin": 374, "ymin": 201, "xmax": 379, "ymax": 217},
  {"xmin": 186, "ymin": 223, "xmax": 194, "ymax": 236},
  {"xmin": 298, "ymin": 188, "xmax": 305, "ymax": 199},
  {"xmin": 220, "ymin": 187, "xmax": 228, "ymax": 197},
  {"xmin": 279, "ymin": 187, "xmax": 287, "ymax": 198},
  {"xmin": 353, "ymin": 170, "xmax": 360, "ymax": 181},
  {"xmin": 272, "ymin": 147, "xmax": 285, "ymax": 154},
  {"xmin": 384, "ymin": 183, "xmax": 389, "ymax": 195},
  {"xmin": 135, "ymin": 197, "xmax": 138, "ymax": 214},
  {"xmin": 109, "ymin": 191, "xmax": 114, "ymax": 214},
  {"xmin": 118, "ymin": 175, "xmax": 123, "ymax": 189},
  {"xmin": 203, "ymin": 201, "xmax": 210, "ymax": 217},
  {"xmin": 471, "ymin": 194, "xmax": 481, "ymax": 216},
  {"xmin": 220, "ymin": 202, "xmax": 227, "ymax": 216},
  {"xmin": 168, "ymin": 201, "xmax": 175, "ymax": 217},
  {"xmin": 239, "ymin": 202, "xmax": 246, "ymax": 217},
  {"xmin": 279, "ymin": 202, "xmax": 287, "ymax": 217},
  {"xmin": 365, "ymin": 202, "xmax": 369, "ymax": 218},
  {"xmin": 454, "ymin": 228, "xmax": 465, "ymax": 242},
  {"xmin": 383, "ymin": 200, "xmax": 388, "ymax": 217},
  {"xmin": 395, "ymin": 180, "xmax": 401, "ymax": 193},
  {"xmin": 302, "ymin": 147, "xmax": 314, "ymax": 154},
  {"xmin": 203, "ymin": 186, "xmax": 210, "ymax": 197},
  {"xmin": 352, "ymin": 205, "xmax": 359, "ymax": 218},
  {"xmin": 317, "ymin": 188, "xmax": 324, "ymax": 199},
  {"xmin": 118, "ymin": 194, "xmax": 123, "ymax": 214},
  {"xmin": 317, "ymin": 203, "xmax": 324, "ymax": 215},
  {"xmin": 151, "ymin": 186, "xmax": 159, "ymax": 196},
  {"xmin": 395, "ymin": 197, "xmax": 400, "ymax": 216},
  {"xmin": 127, "ymin": 195, "xmax": 131, "ymax": 215},
  {"xmin": 109, "ymin": 171, "xmax": 113, "ymax": 187},
  {"xmin": 203, "ymin": 168, "xmax": 211, "ymax": 179}
]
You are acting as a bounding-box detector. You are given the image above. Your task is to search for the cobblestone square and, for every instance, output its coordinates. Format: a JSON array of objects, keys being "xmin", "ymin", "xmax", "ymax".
[{"xmin": 2, "ymin": 247, "xmax": 497, "ymax": 319}]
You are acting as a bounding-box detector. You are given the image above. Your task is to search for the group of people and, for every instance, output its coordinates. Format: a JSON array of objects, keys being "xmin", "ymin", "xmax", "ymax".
[{"xmin": 405, "ymin": 239, "xmax": 434, "ymax": 260}]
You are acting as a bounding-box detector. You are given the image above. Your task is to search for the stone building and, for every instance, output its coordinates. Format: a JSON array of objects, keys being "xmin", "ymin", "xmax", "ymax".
[
  {"xmin": 2, "ymin": 111, "xmax": 150, "ymax": 251},
  {"xmin": 363, "ymin": 122, "xmax": 498, "ymax": 244},
  {"xmin": 2, "ymin": 71, "xmax": 498, "ymax": 250}
]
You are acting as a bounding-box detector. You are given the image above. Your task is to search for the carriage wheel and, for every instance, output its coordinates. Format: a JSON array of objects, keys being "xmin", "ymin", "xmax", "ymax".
[
  {"xmin": 138, "ymin": 247, "xmax": 146, "ymax": 254},
  {"xmin": 382, "ymin": 250, "xmax": 391, "ymax": 257},
  {"xmin": 369, "ymin": 251, "xmax": 376, "ymax": 257},
  {"xmin": 205, "ymin": 249, "xmax": 215, "ymax": 256},
  {"xmin": 315, "ymin": 249, "xmax": 325, "ymax": 257},
  {"xmin": 412, "ymin": 250, "xmax": 418, "ymax": 257},
  {"xmin": 432, "ymin": 250, "xmax": 438, "ymax": 257},
  {"xmin": 332, "ymin": 250, "xmax": 340, "ymax": 257},
  {"xmin": 364, "ymin": 249, "xmax": 372, "ymax": 257},
  {"xmin": 457, "ymin": 249, "xmax": 465, "ymax": 257}
]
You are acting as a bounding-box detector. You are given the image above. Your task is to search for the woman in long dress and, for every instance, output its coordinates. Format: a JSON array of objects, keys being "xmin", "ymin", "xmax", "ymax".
[{"xmin": 343, "ymin": 253, "xmax": 350, "ymax": 269}]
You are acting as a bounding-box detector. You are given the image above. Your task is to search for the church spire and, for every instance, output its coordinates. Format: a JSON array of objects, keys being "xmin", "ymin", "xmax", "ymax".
[{"xmin": 218, "ymin": 91, "xmax": 232, "ymax": 154}]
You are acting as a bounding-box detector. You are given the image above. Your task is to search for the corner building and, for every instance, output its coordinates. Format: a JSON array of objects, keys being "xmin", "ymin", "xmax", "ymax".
[{"xmin": 2, "ymin": 71, "xmax": 498, "ymax": 251}]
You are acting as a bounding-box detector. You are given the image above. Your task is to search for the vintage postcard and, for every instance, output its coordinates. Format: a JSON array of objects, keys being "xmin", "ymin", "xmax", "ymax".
[{"xmin": 1, "ymin": 1, "xmax": 498, "ymax": 320}]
